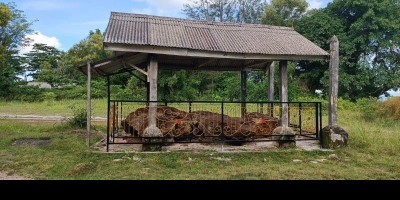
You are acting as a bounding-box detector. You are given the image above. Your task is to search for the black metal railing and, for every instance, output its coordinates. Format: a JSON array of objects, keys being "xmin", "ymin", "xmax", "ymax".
[{"xmin": 105, "ymin": 100, "xmax": 323, "ymax": 151}]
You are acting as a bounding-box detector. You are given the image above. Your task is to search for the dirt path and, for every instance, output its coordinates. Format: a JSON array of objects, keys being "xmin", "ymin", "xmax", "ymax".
[{"xmin": 0, "ymin": 172, "xmax": 31, "ymax": 180}]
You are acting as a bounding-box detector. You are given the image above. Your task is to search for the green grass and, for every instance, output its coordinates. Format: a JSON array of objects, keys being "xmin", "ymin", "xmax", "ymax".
[
  {"xmin": 0, "ymin": 99, "xmax": 108, "ymax": 117},
  {"xmin": 0, "ymin": 100, "xmax": 400, "ymax": 179}
]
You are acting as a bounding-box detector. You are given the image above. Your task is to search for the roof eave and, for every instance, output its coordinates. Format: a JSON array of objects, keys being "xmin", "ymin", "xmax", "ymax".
[{"xmin": 103, "ymin": 43, "xmax": 329, "ymax": 61}]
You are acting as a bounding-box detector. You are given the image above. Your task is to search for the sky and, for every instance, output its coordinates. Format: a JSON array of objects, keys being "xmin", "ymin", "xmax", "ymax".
[{"xmin": 3, "ymin": 0, "xmax": 332, "ymax": 52}]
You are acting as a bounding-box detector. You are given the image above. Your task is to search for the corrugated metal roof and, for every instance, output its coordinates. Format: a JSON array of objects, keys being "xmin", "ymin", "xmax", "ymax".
[{"xmin": 104, "ymin": 12, "xmax": 329, "ymax": 58}]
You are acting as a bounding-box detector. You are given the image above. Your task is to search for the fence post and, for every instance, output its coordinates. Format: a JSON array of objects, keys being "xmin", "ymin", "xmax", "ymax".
[
  {"xmin": 86, "ymin": 62, "xmax": 91, "ymax": 148},
  {"xmin": 106, "ymin": 76, "xmax": 110, "ymax": 152}
]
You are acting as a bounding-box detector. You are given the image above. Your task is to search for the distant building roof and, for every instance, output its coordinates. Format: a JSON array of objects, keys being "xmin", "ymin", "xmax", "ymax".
[
  {"xmin": 27, "ymin": 82, "xmax": 52, "ymax": 89},
  {"xmin": 103, "ymin": 12, "xmax": 329, "ymax": 60}
]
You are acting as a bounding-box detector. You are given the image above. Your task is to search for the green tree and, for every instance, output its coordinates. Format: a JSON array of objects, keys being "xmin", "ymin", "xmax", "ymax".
[
  {"xmin": 183, "ymin": 0, "xmax": 267, "ymax": 23},
  {"xmin": 23, "ymin": 43, "xmax": 63, "ymax": 86},
  {"xmin": 0, "ymin": 2, "xmax": 32, "ymax": 99},
  {"xmin": 0, "ymin": 3, "xmax": 12, "ymax": 27},
  {"xmin": 61, "ymin": 29, "xmax": 113, "ymax": 85},
  {"xmin": 296, "ymin": 0, "xmax": 400, "ymax": 99},
  {"xmin": 181, "ymin": 1, "xmax": 269, "ymax": 101},
  {"xmin": 262, "ymin": 0, "xmax": 308, "ymax": 27}
]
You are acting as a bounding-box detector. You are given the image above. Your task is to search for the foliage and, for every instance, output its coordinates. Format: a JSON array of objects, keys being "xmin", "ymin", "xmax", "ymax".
[
  {"xmin": 41, "ymin": 92, "xmax": 57, "ymax": 101},
  {"xmin": 0, "ymin": 2, "xmax": 32, "ymax": 100},
  {"xmin": 61, "ymin": 29, "xmax": 113, "ymax": 85},
  {"xmin": 296, "ymin": 0, "xmax": 400, "ymax": 100},
  {"xmin": 23, "ymin": 43, "xmax": 63, "ymax": 86},
  {"xmin": 67, "ymin": 104, "xmax": 87, "ymax": 128},
  {"xmin": 54, "ymin": 86, "xmax": 87, "ymax": 100},
  {"xmin": 183, "ymin": 0, "xmax": 267, "ymax": 23},
  {"xmin": 13, "ymin": 85, "xmax": 44, "ymax": 102},
  {"xmin": 377, "ymin": 97, "xmax": 400, "ymax": 121},
  {"xmin": 353, "ymin": 97, "xmax": 380, "ymax": 121},
  {"xmin": 262, "ymin": 0, "xmax": 308, "ymax": 26},
  {"xmin": 0, "ymin": 3, "xmax": 12, "ymax": 27}
]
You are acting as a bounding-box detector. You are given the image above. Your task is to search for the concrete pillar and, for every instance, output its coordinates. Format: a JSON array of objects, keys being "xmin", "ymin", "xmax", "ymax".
[
  {"xmin": 279, "ymin": 61, "xmax": 289, "ymax": 127},
  {"xmin": 143, "ymin": 54, "xmax": 162, "ymax": 151},
  {"xmin": 273, "ymin": 60, "xmax": 295, "ymax": 148}
]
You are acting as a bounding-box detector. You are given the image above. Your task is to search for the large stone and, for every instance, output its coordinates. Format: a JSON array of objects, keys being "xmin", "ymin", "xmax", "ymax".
[
  {"xmin": 272, "ymin": 126, "xmax": 296, "ymax": 148},
  {"xmin": 321, "ymin": 126, "xmax": 348, "ymax": 149}
]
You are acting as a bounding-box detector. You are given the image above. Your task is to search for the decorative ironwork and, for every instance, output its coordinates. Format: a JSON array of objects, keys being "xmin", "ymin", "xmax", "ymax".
[{"xmin": 106, "ymin": 100, "xmax": 322, "ymax": 151}]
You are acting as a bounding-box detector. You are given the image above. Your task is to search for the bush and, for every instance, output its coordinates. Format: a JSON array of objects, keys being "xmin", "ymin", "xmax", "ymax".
[
  {"xmin": 41, "ymin": 92, "xmax": 57, "ymax": 101},
  {"xmin": 377, "ymin": 97, "xmax": 400, "ymax": 120},
  {"xmin": 14, "ymin": 85, "xmax": 44, "ymax": 102},
  {"xmin": 55, "ymin": 86, "xmax": 87, "ymax": 100},
  {"xmin": 355, "ymin": 97, "xmax": 380, "ymax": 121},
  {"xmin": 67, "ymin": 105, "xmax": 87, "ymax": 128}
]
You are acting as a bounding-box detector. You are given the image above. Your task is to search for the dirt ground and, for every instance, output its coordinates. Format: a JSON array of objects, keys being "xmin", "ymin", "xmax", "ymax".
[
  {"xmin": 0, "ymin": 172, "xmax": 31, "ymax": 180},
  {"xmin": 95, "ymin": 138, "xmax": 323, "ymax": 153}
]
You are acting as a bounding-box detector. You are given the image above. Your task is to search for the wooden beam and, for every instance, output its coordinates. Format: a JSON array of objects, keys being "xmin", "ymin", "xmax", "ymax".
[
  {"xmin": 280, "ymin": 61, "xmax": 288, "ymax": 127},
  {"xmin": 241, "ymin": 70, "xmax": 248, "ymax": 119},
  {"xmin": 104, "ymin": 43, "xmax": 329, "ymax": 61},
  {"xmin": 329, "ymin": 36, "xmax": 339, "ymax": 127},
  {"xmin": 247, "ymin": 61, "xmax": 272, "ymax": 69},
  {"xmin": 158, "ymin": 64, "xmax": 267, "ymax": 72},
  {"xmin": 196, "ymin": 59, "xmax": 217, "ymax": 68},
  {"xmin": 86, "ymin": 62, "xmax": 91, "ymax": 147},
  {"xmin": 148, "ymin": 54, "xmax": 158, "ymax": 127},
  {"xmin": 127, "ymin": 63, "xmax": 148, "ymax": 76}
]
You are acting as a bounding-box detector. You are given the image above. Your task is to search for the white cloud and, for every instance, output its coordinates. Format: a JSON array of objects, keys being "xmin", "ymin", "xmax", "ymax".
[
  {"xmin": 21, "ymin": 32, "xmax": 62, "ymax": 54},
  {"xmin": 308, "ymin": 0, "xmax": 324, "ymax": 9},
  {"xmin": 132, "ymin": 0, "xmax": 187, "ymax": 16}
]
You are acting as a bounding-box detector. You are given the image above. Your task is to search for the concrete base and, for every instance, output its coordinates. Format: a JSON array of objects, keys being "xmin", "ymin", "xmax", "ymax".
[
  {"xmin": 142, "ymin": 125, "xmax": 163, "ymax": 151},
  {"xmin": 143, "ymin": 125, "xmax": 162, "ymax": 137},
  {"xmin": 142, "ymin": 141, "xmax": 163, "ymax": 151},
  {"xmin": 272, "ymin": 126, "xmax": 296, "ymax": 148},
  {"xmin": 321, "ymin": 125, "xmax": 348, "ymax": 149}
]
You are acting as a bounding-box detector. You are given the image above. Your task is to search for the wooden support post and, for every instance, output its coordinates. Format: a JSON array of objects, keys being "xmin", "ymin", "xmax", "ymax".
[
  {"xmin": 86, "ymin": 62, "xmax": 91, "ymax": 147},
  {"xmin": 241, "ymin": 70, "xmax": 247, "ymax": 119},
  {"xmin": 143, "ymin": 55, "xmax": 162, "ymax": 151},
  {"xmin": 148, "ymin": 55, "xmax": 158, "ymax": 128},
  {"xmin": 280, "ymin": 61, "xmax": 288, "ymax": 128},
  {"xmin": 268, "ymin": 62, "xmax": 275, "ymax": 116},
  {"xmin": 329, "ymin": 36, "xmax": 339, "ymax": 127},
  {"xmin": 268, "ymin": 62, "xmax": 275, "ymax": 102}
]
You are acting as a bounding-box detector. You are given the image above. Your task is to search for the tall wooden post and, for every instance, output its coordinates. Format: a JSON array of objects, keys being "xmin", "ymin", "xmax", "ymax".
[
  {"xmin": 321, "ymin": 36, "xmax": 348, "ymax": 149},
  {"xmin": 148, "ymin": 55, "xmax": 158, "ymax": 128},
  {"xmin": 86, "ymin": 62, "xmax": 91, "ymax": 147},
  {"xmin": 241, "ymin": 69, "xmax": 247, "ymax": 119},
  {"xmin": 329, "ymin": 36, "xmax": 339, "ymax": 127},
  {"xmin": 279, "ymin": 61, "xmax": 288, "ymax": 127},
  {"xmin": 268, "ymin": 62, "xmax": 275, "ymax": 102}
]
